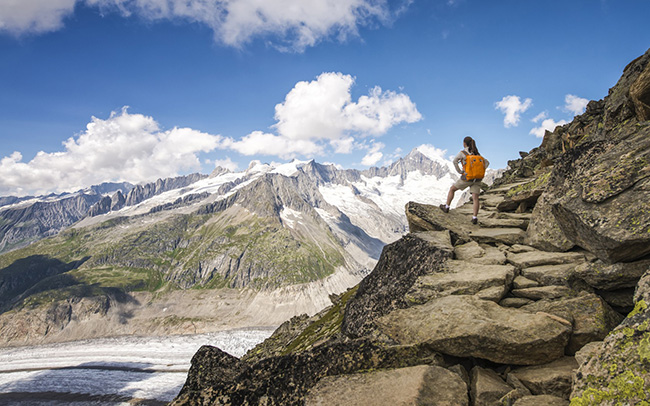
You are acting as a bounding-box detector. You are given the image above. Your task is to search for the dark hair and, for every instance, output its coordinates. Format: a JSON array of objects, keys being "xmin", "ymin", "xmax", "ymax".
[{"xmin": 463, "ymin": 136, "xmax": 480, "ymax": 155}]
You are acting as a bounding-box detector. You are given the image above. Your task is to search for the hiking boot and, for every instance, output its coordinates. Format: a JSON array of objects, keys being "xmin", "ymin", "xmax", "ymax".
[
  {"xmin": 471, "ymin": 217, "xmax": 478, "ymax": 225},
  {"xmin": 439, "ymin": 204, "xmax": 449, "ymax": 213}
]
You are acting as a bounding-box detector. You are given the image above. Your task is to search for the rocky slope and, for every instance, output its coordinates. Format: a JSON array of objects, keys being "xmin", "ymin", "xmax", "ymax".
[{"xmin": 171, "ymin": 48, "xmax": 650, "ymax": 405}]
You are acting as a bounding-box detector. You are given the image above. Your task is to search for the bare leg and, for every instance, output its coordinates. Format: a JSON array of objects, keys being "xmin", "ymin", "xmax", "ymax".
[
  {"xmin": 446, "ymin": 186, "xmax": 458, "ymax": 206},
  {"xmin": 472, "ymin": 192, "xmax": 479, "ymax": 217}
]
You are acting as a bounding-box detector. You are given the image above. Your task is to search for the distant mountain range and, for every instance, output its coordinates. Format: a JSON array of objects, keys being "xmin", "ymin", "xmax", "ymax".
[{"xmin": 0, "ymin": 147, "xmax": 500, "ymax": 345}]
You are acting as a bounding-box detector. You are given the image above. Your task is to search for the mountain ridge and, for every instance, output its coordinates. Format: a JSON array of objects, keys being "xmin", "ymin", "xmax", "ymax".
[{"xmin": 0, "ymin": 146, "xmax": 468, "ymax": 346}]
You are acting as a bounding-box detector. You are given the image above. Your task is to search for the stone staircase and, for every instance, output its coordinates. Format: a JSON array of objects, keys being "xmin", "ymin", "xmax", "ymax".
[{"xmin": 397, "ymin": 174, "xmax": 626, "ymax": 406}]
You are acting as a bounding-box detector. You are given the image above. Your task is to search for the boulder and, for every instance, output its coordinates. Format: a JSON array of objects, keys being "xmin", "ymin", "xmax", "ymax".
[
  {"xmin": 574, "ymin": 341, "xmax": 603, "ymax": 366},
  {"xmin": 513, "ymin": 395, "xmax": 569, "ymax": 406},
  {"xmin": 575, "ymin": 259, "xmax": 650, "ymax": 291},
  {"xmin": 406, "ymin": 260, "xmax": 515, "ymax": 305},
  {"xmin": 521, "ymin": 264, "xmax": 579, "ymax": 287},
  {"xmin": 405, "ymin": 202, "xmax": 472, "ymax": 243},
  {"xmin": 342, "ymin": 232, "xmax": 454, "ymax": 338},
  {"xmin": 470, "ymin": 366, "xmax": 512, "ymax": 406},
  {"xmin": 304, "ymin": 365, "xmax": 469, "ymax": 406},
  {"xmin": 523, "ymin": 293, "xmax": 624, "ymax": 354},
  {"xmin": 377, "ymin": 295, "xmax": 571, "ymax": 365},
  {"xmin": 510, "ymin": 357, "xmax": 578, "ymax": 399},
  {"xmin": 513, "ymin": 276, "xmax": 540, "ymax": 289},
  {"xmin": 506, "ymin": 251, "xmax": 585, "ymax": 269},
  {"xmin": 525, "ymin": 192, "xmax": 575, "ymax": 253}
]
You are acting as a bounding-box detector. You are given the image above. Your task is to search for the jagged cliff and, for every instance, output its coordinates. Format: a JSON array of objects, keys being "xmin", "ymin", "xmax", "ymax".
[{"xmin": 171, "ymin": 48, "xmax": 650, "ymax": 405}]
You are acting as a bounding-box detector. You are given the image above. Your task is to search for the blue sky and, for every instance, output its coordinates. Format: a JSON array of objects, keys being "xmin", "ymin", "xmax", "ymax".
[{"xmin": 1, "ymin": 0, "xmax": 649, "ymax": 196}]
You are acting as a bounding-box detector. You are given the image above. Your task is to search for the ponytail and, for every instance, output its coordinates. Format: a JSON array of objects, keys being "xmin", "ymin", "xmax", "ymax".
[{"xmin": 463, "ymin": 136, "xmax": 480, "ymax": 156}]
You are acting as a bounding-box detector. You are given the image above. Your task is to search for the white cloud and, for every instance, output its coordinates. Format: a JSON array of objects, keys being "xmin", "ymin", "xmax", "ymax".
[
  {"xmin": 0, "ymin": 107, "xmax": 224, "ymax": 196},
  {"xmin": 213, "ymin": 157, "xmax": 239, "ymax": 172},
  {"xmin": 2, "ymin": 0, "xmax": 398, "ymax": 52},
  {"xmin": 330, "ymin": 137, "xmax": 356, "ymax": 154},
  {"xmin": 225, "ymin": 131, "xmax": 324, "ymax": 159},
  {"xmin": 495, "ymin": 95, "xmax": 533, "ymax": 128},
  {"xmin": 415, "ymin": 144, "xmax": 447, "ymax": 162},
  {"xmin": 361, "ymin": 141, "xmax": 384, "ymax": 166},
  {"xmin": 529, "ymin": 118, "xmax": 568, "ymax": 138},
  {"xmin": 0, "ymin": 0, "xmax": 76, "ymax": 35},
  {"xmin": 565, "ymin": 94, "xmax": 589, "ymax": 115},
  {"xmin": 532, "ymin": 111, "xmax": 548, "ymax": 123},
  {"xmin": 226, "ymin": 72, "xmax": 421, "ymax": 159}
]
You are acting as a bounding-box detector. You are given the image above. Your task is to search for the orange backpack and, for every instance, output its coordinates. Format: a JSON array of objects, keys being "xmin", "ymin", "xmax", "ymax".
[{"xmin": 462, "ymin": 151, "xmax": 486, "ymax": 180}]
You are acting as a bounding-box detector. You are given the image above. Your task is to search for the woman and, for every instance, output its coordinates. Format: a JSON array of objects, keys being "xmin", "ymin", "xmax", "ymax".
[{"xmin": 439, "ymin": 136, "xmax": 489, "ymax": 224}]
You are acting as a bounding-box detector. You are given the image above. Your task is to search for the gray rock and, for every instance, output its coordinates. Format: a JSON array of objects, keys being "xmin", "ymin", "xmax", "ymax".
[
  {"xmin": 574, "ymin": 341, "xmax": 603, "ymax": 366},
  {"xmin": 513, "ymin": 276, "xmax": 540, "ymax": 289},
  {"xmin": 476, "ymin": 285, "xmax": 509, "ymax": 302},
  {"xmin": 454, "ymin": 241, "xmax": 508, "ymax": 265},
  {"xmin": 454, "ymin": 241, "xmax": 485, "ymax": 260},
  {"xmin": 522, "ymin": 293, "xmax": 624, "ymax": 354},
  {"xmin": 470, "ymin": 366, "xmax": 512, "ymax": 406},
  {"xmin": 304, "ymin": 365, "xmax": 469, "ymax": 406},
  {"xmin": 525, "ymin": 192, "xmax": 575, "ymax": 252},
  {"xmin": 507, "ymin": 251, "xmax": 585, "ymax": 269},
  {"xmin": 342, "ymin": 232, "xmax": 454, "ymax": 338},
  {"xmin": 575, "ymin": 259, "xmax": 650, "ymax": 290},
  {"xmin": 508, "ymin": 244, "xmax": 538, "ymax": 254},
  {"xmin": 468, "ymin": 228, "xmax": 527, "ymax": 245},
  {"xmin": 499, "ymin": 297, "xmax": 534, "ymax": 308},
  {"xmin": 377, "ymin": 295, "xmax": 571, "ymax": 365},
  {"xmin": 521, "ymin": 263, "xmax": 579, "ymax": 287},
  {"xmin": 512, "ymin": 286, "xmax": 574, "ymax": 301},
  {"xmin": 511, "ymin": 357, "xmax": 578, "ymax": 399},
  {"xmin": 406, "ymin": 261, "xmax": 515, "ymax": 304}
]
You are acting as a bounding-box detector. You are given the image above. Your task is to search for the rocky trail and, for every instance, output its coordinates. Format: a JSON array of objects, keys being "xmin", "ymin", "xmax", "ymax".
[{"xmin": 169, "ymin": 48, "xmax": 650, "ymax": 406}]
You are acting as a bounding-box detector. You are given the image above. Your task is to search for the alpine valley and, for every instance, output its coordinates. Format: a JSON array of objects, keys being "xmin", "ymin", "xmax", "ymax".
[{"xmin": 0, "ymin": 147, "xmax": 497, "ymax": 346}]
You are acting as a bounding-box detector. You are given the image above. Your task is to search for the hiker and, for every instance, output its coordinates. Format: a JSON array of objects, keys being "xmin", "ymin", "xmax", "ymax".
[{"xmin": 439, "ymin": 136, "xmax": 489, "ymax": 224}]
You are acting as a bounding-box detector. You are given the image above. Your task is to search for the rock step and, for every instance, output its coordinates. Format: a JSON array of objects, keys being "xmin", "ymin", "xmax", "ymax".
[
  {"xmin": 510, "ymin": 356, "xmax": 578, "ymax": 400},
  {"xmin": 304, "ymin": 365, "xmax": 469, "ymax": 406},
  {"xmin": 489, "ymin": 212, "xmax": 532, "ymax": 220},
  {"xmin": 377, "ymin": 295, "xmax": 572, "ymax": 365},
  {"xmin": 406, "ymin": 260, "xmax": 515, "ymax": 304},
  {"xmin": 486, "ymin": 179, "xmax": 537, "ymax": 194},
  {"xmin": 511, "ymin": 286, "xmax": 575, "ymax": 301},
  {"xmin": 479, "ymin": 194, "xmax": 505, "ymax": 208},
  {"xmin": 479, "ymin": 217, "xmax": 529, "ymax": 230},
  {"xmin": 521, "ymin": 264, "xmax": 577, "ymax": 287},
  {"xmin": 506, "ymin": 251, "xmax": 586, "ymax": 268},
  {"xmin": 469, "ymin": 227, "xmax": 526, "ymax": 245}
]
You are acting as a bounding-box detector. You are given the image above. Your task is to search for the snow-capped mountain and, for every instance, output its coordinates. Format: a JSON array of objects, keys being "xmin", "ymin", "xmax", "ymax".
[
  {"xmin": 0, "ymin": 147, "xmax": 478, "ymax": 345},
  {"xmin": 76, "ymin": 147, "xmax": 460, "ymax": 268}
]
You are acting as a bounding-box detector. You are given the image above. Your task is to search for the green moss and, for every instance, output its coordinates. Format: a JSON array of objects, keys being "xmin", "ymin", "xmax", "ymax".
[
  {"xmin": 638, "ymin": 334, "xmax": 650, "ymax": 362},
  {"xmin": 504, "ymin": 172, "xmax": 551, "ymax": 198},
  {"xmin": 282, "ymin": 286, "xmax": 358, "ymax": 355},
  {"xmin": 629, "ymin": 300, "xmax": 648, "ymax": 318},
  {"xmin": 570, "ymin": 371, "xmax": 649, "ymax": 406}
]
